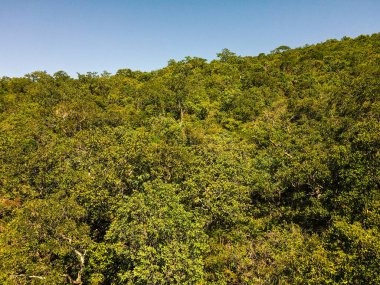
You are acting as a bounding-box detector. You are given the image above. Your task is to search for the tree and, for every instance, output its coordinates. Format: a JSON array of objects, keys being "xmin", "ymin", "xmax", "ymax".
[
  {"xmin": 0, "ymin": 195, "xmax": 91, "ymax": 284},
  {"xmin": 106, "ymin": 180, "xmax": 208, "ymax": 284}
]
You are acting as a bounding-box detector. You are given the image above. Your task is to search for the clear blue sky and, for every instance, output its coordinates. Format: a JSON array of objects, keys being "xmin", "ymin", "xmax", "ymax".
[{"xmin": 1, "ymin": 0, "xmax": 379, "ymax": 77}]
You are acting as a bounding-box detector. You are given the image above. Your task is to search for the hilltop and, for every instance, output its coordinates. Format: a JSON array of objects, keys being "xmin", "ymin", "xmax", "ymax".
[{"xmin": 1, "ymin": 33, "xmax": 379, "ymax": 284}]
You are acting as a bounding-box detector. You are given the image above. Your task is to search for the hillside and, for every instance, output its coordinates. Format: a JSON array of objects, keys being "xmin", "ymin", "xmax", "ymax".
[{"xmin": 0, "ymin": 33, "xmax": 379, "ymax": 284}]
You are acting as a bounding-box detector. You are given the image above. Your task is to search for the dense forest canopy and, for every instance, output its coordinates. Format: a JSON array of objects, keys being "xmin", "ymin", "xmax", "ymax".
[{"xmin": 0, "ymin": 33, "xmax": 379, "ymax": 284}]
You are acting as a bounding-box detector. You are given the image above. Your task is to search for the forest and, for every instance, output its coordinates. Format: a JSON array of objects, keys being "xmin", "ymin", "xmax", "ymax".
[{"xmin": 0, "ymin": 33, "xmax": 379, "ymax": 284}]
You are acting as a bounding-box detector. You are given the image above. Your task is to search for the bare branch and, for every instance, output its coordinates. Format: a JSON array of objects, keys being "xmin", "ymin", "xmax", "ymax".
[
  {"xmin": 12, "ymin": 274, "xmax": 46, "ymax": 280},
  {"xmin": 59, "ymin": 234, "xmax": 87, "ymax": 285}
]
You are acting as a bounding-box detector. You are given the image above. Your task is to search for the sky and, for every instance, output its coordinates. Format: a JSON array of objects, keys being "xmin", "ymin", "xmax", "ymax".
[{"xmin": 1, "ymin": 0, "xmax": 380, "ymax": 77}]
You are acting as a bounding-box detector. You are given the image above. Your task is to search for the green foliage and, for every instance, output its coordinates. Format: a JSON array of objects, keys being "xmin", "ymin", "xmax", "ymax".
[
  {"xmin": 0, "ymin": 33, "xmax": 379, "ymax": 284},
  {"xmin": 0, "ymin": 195, "xmax": 91, "ymax": 284},
  {"xmin": 106, "ymin": 181, "xmax": 208, "ymax": 284}
]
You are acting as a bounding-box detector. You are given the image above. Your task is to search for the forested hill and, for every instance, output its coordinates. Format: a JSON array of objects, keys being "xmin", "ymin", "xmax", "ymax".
[{"xmin": 1, "ymin": 33, "xmax": 379, "ymax": 284}]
